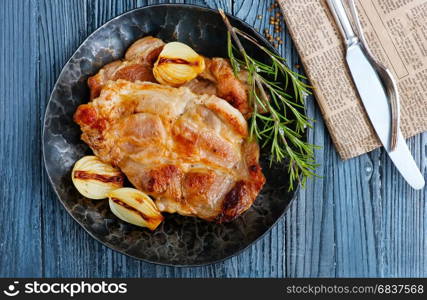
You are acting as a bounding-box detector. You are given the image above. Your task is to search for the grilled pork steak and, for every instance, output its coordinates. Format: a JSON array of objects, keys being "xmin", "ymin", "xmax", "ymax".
[{"xmin": 74, "ymin": 80, "xmax": 265, "ymax": 222}]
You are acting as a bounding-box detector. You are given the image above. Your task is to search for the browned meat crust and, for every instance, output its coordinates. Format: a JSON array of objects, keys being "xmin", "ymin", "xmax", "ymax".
[{"xmin": 74, "ymin": 80, "xmax": 265, "ymax": 222}]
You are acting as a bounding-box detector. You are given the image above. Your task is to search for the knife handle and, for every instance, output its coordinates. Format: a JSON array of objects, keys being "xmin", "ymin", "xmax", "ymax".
[{"xmin": 327, "ymin": 0, "xmax": 358, "ymax": 47}]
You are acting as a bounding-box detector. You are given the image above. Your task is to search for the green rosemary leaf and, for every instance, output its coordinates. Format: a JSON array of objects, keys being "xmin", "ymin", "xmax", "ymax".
[{"xmin": 220, "ymin": 9, "xmax": 318, "ymax": 190}]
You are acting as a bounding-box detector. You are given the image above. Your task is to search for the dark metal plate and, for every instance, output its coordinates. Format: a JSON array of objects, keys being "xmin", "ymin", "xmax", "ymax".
[{"xmin": 43, "ymin": 4, "xmax": 297, "ymax": 266}]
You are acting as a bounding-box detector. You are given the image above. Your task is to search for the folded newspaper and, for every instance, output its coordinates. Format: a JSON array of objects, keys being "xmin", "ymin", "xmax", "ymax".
[{"xmin": 279, "ymin": 0, "xmax": 427, "ymax": 159}]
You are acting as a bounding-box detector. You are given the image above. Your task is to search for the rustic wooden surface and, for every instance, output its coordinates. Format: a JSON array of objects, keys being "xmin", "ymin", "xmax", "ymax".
[{"xmin": 0, "ymin": 0, "xmax": 426, "ymax": 278}]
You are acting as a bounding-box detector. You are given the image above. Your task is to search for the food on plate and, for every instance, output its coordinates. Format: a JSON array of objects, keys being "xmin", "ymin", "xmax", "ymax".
[
  {"xmin": 71, "ymin": 156, "xmax": 124, "ymax": 199},
  {"xmin": 153, "ymin": 41, "xmax": 205, "ymax": 87},
  {"xmin": 86, "ymin": 36, "xmax": 251, "ymax": 117},
  {"xmin": 72, "ymin": 32, "xmax": 284, "ymax": 228},
  {"xmin": 108, "ymin": 188, "xmax": 164, "ymax": 230},
  {"xmin": 74, "ymin": 80, "xmax": 265, "ymax": 222}
]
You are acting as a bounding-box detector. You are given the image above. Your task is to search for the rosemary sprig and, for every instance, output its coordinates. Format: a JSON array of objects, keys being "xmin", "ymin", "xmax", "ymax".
[{"xmin": 219, "ymin": 9, "xmax": 319, "ymax": 190}]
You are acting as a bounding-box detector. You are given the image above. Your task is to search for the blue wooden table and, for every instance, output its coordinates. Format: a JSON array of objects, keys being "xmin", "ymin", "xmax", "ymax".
[{"xmin": 0, "ymin": 0, "xmax": 426, "ymax": 278}]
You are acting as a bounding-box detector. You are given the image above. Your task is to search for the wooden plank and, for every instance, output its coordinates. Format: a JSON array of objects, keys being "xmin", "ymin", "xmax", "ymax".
[
  {"xmin": 267, "ymin": 0, "xmax": 425, "ymax": 277},
  {"xmin": 0, "ymin": 0, "xmax": 42, "ymax": 277},
  {"xmin": 38, "ymin": 0, "xmax": 95, "ymax": 277}
]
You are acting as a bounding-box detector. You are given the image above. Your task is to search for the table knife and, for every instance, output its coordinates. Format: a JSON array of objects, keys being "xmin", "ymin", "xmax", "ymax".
[{"xmin": 327, "ymin": 0, "xmax": 425, "ymax": 190}]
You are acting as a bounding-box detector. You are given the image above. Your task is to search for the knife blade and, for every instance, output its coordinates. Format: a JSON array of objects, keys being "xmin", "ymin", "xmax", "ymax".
[{"xmin": 327, "ymin": 0, "xmax": 425, "ymax": 189}]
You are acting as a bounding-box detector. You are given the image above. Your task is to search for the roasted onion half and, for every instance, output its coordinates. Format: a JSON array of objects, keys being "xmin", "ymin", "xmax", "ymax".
[
  {"xmin": 108, "ymin": 188, "xmax": 164, "ymax": 230},
  {"xmin": 71, "ymin": 156, "xmax": 124, "ymax": 199},
  {"xmin": 153, "ymin": 41, "xmax": 205, "ymax": 87}
]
